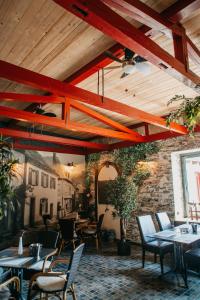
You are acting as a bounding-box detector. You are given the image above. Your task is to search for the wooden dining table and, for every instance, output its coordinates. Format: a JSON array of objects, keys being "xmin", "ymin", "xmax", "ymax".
[
  {"xmin": 148, "ymin": 224, "xmax": 200, "ymax": 286},
  {"xmin": 0, "ymin": 247, "xmax": 57, "ymax": 299}
]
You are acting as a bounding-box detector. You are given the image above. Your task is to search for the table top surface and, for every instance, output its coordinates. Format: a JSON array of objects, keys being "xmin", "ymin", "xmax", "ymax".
[
  {"xmin": 150, "ymin": 224, "xmax": 200, "ymax": 245},
  {"xmin": 0, "ymin": 247, "xmax": 56, "ymax": 269}
]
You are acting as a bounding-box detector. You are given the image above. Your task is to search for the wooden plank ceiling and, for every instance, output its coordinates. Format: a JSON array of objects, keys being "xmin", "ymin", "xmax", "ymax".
[{"xmin": 0, "ymin": 0, "xmax": 200, "ymax": 143}]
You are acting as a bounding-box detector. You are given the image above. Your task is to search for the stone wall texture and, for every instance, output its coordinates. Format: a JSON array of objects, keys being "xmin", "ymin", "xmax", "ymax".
[{"xmin": 89, "ymin": 133, "xmax": 200, "ymax": 243}]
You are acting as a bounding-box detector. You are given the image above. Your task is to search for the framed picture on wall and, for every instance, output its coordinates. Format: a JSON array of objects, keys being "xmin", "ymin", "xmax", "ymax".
[
  {"xmin": 28, "ymin": 168, "xmax": 39, "ymax": 186},
  {"xmin": 41, "ymin": 173, "xmax": 49, "ymax": 188}
]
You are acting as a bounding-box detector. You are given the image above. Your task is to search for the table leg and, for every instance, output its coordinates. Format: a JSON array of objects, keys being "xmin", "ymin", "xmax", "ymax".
[{"xmin": 173, "ymin": 242, "xmax": 187, "ymax": 287}]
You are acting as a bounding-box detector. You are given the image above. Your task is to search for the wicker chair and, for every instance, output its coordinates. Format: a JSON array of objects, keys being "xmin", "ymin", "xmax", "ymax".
[
  {"xmin": 28, "ymin": 243, "xmax": 85, "ymax": 300},
  {"xmin": 0, "ymin": 275, "xmax": 20, "ymax": 300}
]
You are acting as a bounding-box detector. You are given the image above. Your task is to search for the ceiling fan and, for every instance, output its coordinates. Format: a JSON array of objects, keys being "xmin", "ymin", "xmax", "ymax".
[
  {"xmin": 34, "ymin": 105, "xmax": 57, "ymax": 117},
  {"xmin": 104, "ymin": 48, "xmax": 151, "ymax": 78}
]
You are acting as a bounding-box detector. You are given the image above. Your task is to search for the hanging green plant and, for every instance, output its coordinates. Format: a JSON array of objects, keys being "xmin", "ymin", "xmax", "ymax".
[
  {"xmin": 166, "ymin": 95, "xmax": 200, "ymax": 134},
  {"xmin": 0, "ymin": 137, "xmax": 19, "ymax": 220}
]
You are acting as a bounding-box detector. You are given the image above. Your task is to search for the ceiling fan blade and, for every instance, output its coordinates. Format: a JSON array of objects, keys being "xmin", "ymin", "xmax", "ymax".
[
  {"xmin": 134, "ymin": 55, "xmax": 147, "ymax": 63},
  {"xmin": 104, "ymin": 50, "xmax": 123, "ymax": 63},
  {"xmin": 104, "ymin": 66, "xmax": 121, "ymax": 70},
  {"xmin": 120, "ymin": 72, "xmax": 129, "ymax": 79}
]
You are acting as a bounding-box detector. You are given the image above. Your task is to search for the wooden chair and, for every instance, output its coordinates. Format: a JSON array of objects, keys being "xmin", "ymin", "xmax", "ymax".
[
  {"xmin": 28, "ymin": 243, "xmax": 85, "ymax": 300},
  {"xmin": 82, "ymin": 214, "xmax": 104, "ymax": 250},
  {"xmin": 59, "ymin": 219, "xmax": 78, "ymax": 254}
]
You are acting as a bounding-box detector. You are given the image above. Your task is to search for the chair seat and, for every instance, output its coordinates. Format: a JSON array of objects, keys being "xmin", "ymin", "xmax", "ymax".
[
  {"xmin": 83, "ymin": 229, "xmax": 96, "ymax": 235},
  {"xmin": 147, "ymin": 240, "xmax": 173, "ymax": 248},
  {"xmin": 185, "ymin": 248, "xmax": 200, "ymax": 260},
  {"xmin": 145, "ymin": 240, "xmax": 173, "ymax": 254},
  {"xmin": 29, "ymin": 260, "xmax": 52, "ymax": 271},
  {"xmin": 36, "ymin": 273, "xmax": 67, "ymax": 292}
]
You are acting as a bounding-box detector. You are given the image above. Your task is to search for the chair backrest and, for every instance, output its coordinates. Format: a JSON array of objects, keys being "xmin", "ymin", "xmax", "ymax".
[
  {"xmin": 155, "ymin": 212, "xmax": 172, "ymax": 231},
  {"xmin": 136, "ymin": 215, "xmax": 156, "ymax": 244},
  {"xmin": 23, "ymin": 230, "xmax": 59, "ymax": 248},
  {"xmin": 65, "ymin": 243, "xmax": 85, "ymax": 288},
  {"xmin": 97, "ymin": 214, "xmax": 104, "ymax": 233},
  {"xmin": 37, "ymin": 230, "xmax": 59, "ymax": 248},
  {"xmin": 59, "ymin": 219, "xmax": 75, "ymax": 240}
]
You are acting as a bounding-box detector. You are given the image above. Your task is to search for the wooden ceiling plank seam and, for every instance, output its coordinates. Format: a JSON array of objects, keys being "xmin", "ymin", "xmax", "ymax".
[
  {"xmin": 0, "ymin": 59, "xmax": 188, "ymax": 134},
  {"xmin": 70, "ymin": 98, "xmax": 143, "ymax": 136},
  {"xmin": 0, "ymin": 104, "xmax": 145, "ymax": 142},
  {"xmin": 0, "ymin": 127, "xmax": 109, "ymax": 150},
  {"xmin": 53, "ymin": 0, "xmax": 200, "ymax": 91}
]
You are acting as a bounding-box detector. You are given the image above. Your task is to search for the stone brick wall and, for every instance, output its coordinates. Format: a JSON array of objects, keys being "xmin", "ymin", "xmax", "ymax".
[{"xmin": 88, "ymin": 133, "xmax": 200, "ymax": 243}]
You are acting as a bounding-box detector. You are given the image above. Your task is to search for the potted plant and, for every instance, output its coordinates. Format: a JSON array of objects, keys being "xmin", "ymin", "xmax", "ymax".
[
  {"xmin": 166, "ymin": 95, "xmax": 200, "ymax": 134},
  {"xmin": 0, "ymin": 138, "xmax": 18, "ymax": 221},
  {"xmin": 106, "ymin": 175, "xmax": 137, "ymax": 255}
]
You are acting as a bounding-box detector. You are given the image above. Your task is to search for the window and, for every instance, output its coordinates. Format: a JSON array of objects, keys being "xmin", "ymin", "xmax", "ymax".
[
  {"xmin": 28, "ymin": 168, "xmax": 39, "ymax": 186},
  {"xmin": 50, "ymin": 177, "xmax": 56, "ymax": 189},
  {"xmin": 181, "ymin": 152, "xmax": 200, "ymax": 219},
  {"xmin": 41, "ymin": 173, "xmax": 49, "ymax": 188}
]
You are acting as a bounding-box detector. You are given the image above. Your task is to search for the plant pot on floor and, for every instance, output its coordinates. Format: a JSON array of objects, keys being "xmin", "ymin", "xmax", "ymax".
[{"xmin": 117, "ymin": 239, "xmax": 131, "ymax": 256}]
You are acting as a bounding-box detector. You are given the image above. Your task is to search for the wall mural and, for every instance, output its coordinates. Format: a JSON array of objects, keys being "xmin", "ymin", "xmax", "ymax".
[{"xmin": 0, "ymin": 149, "xmax": 85, "ymax": 239}]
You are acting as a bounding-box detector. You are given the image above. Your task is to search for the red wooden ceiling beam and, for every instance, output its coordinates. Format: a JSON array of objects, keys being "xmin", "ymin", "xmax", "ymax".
[
  {"xmin": 68, "ymin": 121, "xmax": 145, "ymax": 142},
  {"xmin": 13, "ymin": 141, "xmax": 85, "ymax": 155},
  {"xmin": 0, "ymin": 92, "xmax": 65, "ymax": 104},
  {"xmin": 70, "ymin": 99, "xmax": 142, "ymax": 137},
  {"xmin": 54, "ymin": 0, "xmax": 200, "ymax": 91},
  {"xmin": 187, "ymin": 37, "xmax": 200, "ymax": 68},
  {"xmin": 0, "ymin": 127, "xmax": 109, "ymax": 150},
  {"xmin": 102, "ymin": 0, "xmax": 182, "ymax": 35},
  {"xmin": 163, "ymin": 0, "xmax": 200, "ymax": 23},
  {"xmin": 64, "ymin": 0, "xmax": 200, "ymax": 86},
  {"xmin": 0, "ymin": 105, "xmax": 144, "ymax": 142},
  {"xmin": 109, "ymin": 126, "xmax": 200, "ymax": 150},
  {"xmin": 0, "ymin": 60, "xmax": 187, "ymax": 134}
]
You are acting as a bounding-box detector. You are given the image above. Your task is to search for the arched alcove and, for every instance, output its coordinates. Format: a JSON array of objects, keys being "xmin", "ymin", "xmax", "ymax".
[{"xmin": 97, "ymin": 162, "xmax": 120, "ymax": 239}]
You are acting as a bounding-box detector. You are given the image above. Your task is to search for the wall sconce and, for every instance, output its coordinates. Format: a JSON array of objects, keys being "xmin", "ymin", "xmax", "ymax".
[{"xmin": 65, "ymin": 162, "xmax": 75, "ymax": 172}]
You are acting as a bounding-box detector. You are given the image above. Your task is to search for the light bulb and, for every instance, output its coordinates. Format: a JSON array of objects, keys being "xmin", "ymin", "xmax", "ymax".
[
  {"xmin": 122, "ymin": 63, "xmax": 136, "ymax": 75},
  {"xmin": 135, "ymin": 62, "xmax": 151, "ymax": 76}
]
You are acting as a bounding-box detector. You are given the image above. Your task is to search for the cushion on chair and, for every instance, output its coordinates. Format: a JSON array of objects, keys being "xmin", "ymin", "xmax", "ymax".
[
  {"xmin": 147, "ymin": 240, "xmax": 173, "ymax": 248},
  {"xmin": 83, "ymin": 229, "xmax": 96, "ymax": 235},
  {"xmin": 36, "ymin": 274, "xmax": 67, "ymax": 292},
  {"xmin": 29, "ymin": 260, "xmax": 51, "ymax": 271}
]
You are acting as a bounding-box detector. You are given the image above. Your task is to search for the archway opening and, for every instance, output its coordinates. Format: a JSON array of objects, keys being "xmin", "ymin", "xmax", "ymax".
[{"xmin": 97, "ymin": 162, "xmax": 120, "ymax": 239}]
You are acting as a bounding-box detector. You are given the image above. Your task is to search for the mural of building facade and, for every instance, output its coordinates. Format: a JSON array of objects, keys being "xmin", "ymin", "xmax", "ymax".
[{"xmin": 0, "ymin": 149, "xmax": 85, "ymax": 238}]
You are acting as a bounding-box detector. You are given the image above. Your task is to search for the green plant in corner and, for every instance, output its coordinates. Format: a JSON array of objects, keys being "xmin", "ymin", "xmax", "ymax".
[
  {"xmin": 166, "ymin": 95, "xmax": 200, "ymax": 134},
  {"xmin": 106, "ymin": 176, "xmax": 137, "ymax": 241},
  {"xmin": 0, "ymin": 137, "xmax": 18, "ymax": 220}
]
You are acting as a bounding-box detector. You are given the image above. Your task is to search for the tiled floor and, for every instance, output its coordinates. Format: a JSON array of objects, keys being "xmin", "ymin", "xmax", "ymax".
[{"xmin": 25, "ymin": 243, "xmax": 200, "ymax": 300}]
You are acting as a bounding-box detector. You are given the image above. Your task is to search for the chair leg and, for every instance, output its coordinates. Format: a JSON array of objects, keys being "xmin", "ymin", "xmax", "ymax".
[
  {"xmin": 160, "ymin": 255, "xmax": 164, "ymax": 275},
  {"xmin": 72, "ymin": 239, "xmax": 75, "ymax": 250},
  {"xmin": 96, "ymin": 237, "xmax": 99, "ymax": 251},
  {"xmin": 154, "ymin": 253, "xmax": 157, "ymax": 263},
  {"xmin": 59, "ymin": 240, "xmax": 64, "ymax": 255},
  {"xmin": 71, "ymin": 284, "xmax": 77, "ymax": 300},
  {"xmin": 142, "ymin": 248, "xmax": 145, "ymax": 268},
  {"xmin": 63, "ymin": 291, "xmax": 67, "ymax": 300}
]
